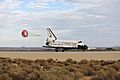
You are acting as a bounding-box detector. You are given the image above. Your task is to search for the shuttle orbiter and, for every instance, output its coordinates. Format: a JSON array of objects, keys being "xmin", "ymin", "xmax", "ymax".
[{"xmin": 43, "ymin": 28, "xmax": 88, "ymax": 52}]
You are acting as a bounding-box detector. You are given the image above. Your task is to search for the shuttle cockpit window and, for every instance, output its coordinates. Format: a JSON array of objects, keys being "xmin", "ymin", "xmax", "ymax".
[
  {"xmin": 78, "ymin": 41, "xmax": 82, "ymax": 43},
  {"xmin": 78, "ymin": 41, "xmax": 84, "ymax": 46}
]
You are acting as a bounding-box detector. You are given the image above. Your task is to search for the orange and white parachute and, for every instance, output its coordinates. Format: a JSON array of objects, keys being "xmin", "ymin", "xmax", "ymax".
[
  {"xmin": 21, "ymin": 29, "xmax": 41, "ymax": 38},
  {"xmin": 21, "ymin": 30, "xmax": 28, "ymax": 37}
]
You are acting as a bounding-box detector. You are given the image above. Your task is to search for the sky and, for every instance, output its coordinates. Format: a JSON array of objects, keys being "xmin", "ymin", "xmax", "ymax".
[{"xmin": 0, "ymin": 0, "xmax": 120, "ymax": 47}]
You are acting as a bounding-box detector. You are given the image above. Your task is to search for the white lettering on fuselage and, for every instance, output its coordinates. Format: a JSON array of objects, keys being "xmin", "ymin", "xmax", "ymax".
[{"xmin": 49, "ymin": 41, "xmax": 78, "ymax": 48}]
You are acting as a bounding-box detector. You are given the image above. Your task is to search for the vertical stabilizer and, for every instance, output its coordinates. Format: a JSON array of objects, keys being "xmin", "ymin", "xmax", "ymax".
[{"xmin": 47, "ymin": 28, "xmax": 57, "ymax": 40}]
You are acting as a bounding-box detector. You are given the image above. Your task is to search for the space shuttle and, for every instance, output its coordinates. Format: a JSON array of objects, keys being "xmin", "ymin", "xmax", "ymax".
[{"xmin": 43, "ymin": 28, "xmax": 88, "ymax": 52}]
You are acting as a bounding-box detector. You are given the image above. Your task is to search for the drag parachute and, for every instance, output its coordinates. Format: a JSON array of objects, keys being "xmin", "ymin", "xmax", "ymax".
[{"xmin": 21, "ymin": 30, "xmax": 28, "ymax": 37}]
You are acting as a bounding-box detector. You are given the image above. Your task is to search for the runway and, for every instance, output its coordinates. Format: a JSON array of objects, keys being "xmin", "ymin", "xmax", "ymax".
[{"xmin": 0, "ymin": 51, "xmax": 120, "ymax": 61}]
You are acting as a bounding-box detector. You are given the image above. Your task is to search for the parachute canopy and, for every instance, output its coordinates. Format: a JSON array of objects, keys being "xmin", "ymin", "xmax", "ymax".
[{"xmin": 21, "ymin": 30, "xmax": 28, "ymax": 37}]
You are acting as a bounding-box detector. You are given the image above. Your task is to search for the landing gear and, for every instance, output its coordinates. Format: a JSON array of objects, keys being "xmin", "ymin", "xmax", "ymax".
[
  {"xmin": 55, "ymin": 48, "xmax": 58, "ymax": 52},
  {"xmin": 55, "ymin": 50, "xmax": 58, "ymax": 52},
  {"xmin": 55, "ymin": 48, "xmax": 64, "ymax": 52},
  {"xmin": 62, "ymin": 50, "xmax": 64, "ymax": 52}
]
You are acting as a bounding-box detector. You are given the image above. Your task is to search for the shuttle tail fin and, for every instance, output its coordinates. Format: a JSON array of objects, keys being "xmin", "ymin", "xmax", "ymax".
[{"xmin": 47, "ymin": 28, "xmax": 57, "ymax": 40}]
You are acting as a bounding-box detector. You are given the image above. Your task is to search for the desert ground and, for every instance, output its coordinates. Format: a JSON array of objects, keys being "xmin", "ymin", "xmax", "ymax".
[
  {"xmin": 0, "ymin": 51, "xmax": 119, "ymax": 61},
  {"xmin": 0, "ymin": 51, "xmax": 120, "ymax": 80}
]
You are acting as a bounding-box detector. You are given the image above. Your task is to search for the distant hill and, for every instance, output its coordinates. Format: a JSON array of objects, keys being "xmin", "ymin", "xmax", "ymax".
[{"xmin": 112, "ymin": 46, "xmax": 120, "ymax": 49}]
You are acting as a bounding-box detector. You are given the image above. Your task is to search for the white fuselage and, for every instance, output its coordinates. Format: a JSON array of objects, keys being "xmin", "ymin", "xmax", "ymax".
[
  {"xmin": 48, "ymin": 40, "xmax": 84, "ymax": 48},
  {"xmin": 44, "ymin": 28, "xmax": 88, "ymax": 51}
]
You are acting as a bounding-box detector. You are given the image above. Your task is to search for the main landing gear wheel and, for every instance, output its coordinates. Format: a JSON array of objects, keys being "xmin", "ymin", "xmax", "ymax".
[
  {"xmin": 62, "ymin": 49, "xmax": 64, "ymax": 52},
  {"xmin": 55, "ymin": 48, "xmax": 64, "ymax": 52}
]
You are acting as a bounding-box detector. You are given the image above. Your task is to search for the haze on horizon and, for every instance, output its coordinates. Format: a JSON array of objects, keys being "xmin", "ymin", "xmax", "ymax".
[{"xmin": 0, "ymin": 0, "xmax": 120, "ymax": 47}]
